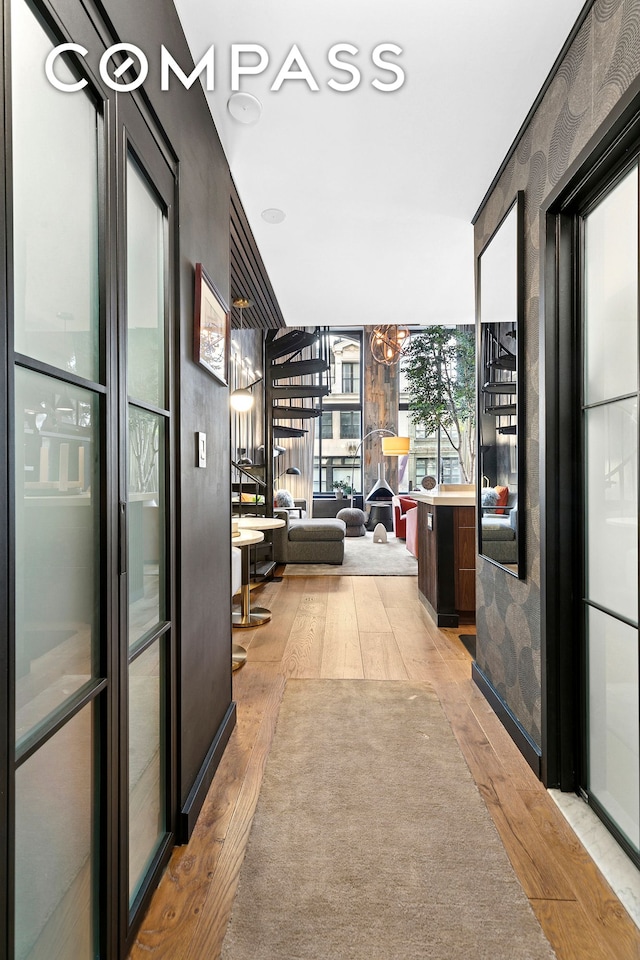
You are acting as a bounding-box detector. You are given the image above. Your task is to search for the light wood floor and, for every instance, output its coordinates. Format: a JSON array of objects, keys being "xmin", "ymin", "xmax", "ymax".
[{"xmin": 128, "ymin": 575, "xmax": 640, "ymax": 960}]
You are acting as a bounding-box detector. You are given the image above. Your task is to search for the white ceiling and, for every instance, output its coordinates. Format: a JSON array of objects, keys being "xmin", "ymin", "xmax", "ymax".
[{"xmin": 173, "ymin": 0, "xmax": 587, "ymax": 328}]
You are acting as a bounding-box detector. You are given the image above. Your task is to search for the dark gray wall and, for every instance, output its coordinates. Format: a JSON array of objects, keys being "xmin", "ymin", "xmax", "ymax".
[
  {"xmin": 474, "ymin": 0, "xmax": 640, "ymax": 750},
  {"xmin": 101, "ymin": 0, "xmax": 234, "ymax": 806}
]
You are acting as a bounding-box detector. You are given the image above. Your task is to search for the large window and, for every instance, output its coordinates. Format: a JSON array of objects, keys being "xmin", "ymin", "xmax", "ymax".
[
  {"xmin": 339, "ymin": 411, "xmax": 360, "ymax": 439},
  {"xmin": 313, "ymin": 332, "xmax": 362, "ymax": 493},
  {"xmin": 399, "ymin": 338, "xmax": 470, "ymax": 492},
  {"xmin": 320, "ymin": 410, "xmax": 333, "ymax": 439},
  {"xmin": 342, "ymin": 362, "xmax": 359, "ymax": 394}
]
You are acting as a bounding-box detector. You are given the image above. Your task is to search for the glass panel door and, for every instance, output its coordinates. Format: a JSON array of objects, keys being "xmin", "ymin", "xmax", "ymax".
[
  {"xmin": 124, "ymin": 152, "xmax": 170, "ymax": 907},
  {"xmin": 582, "ymin": 164, "xmax": 640, "ymax": 856},
  {"xmin": 10, "ymin": 1, "xmax": 104, "ymax": 956},
  {"xmin": 9, "ymin": 2, "xmax": 176, "ymax": 954}
]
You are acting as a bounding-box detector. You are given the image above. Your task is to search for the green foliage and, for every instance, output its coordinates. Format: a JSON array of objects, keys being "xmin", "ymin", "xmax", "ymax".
[
  {"xmin": 403, "ymin": 326, "xmax": 476, "ymax": 481},
  {"xmin": 332, "ymin": 478, "xmax": 352, "ymax": 495}
]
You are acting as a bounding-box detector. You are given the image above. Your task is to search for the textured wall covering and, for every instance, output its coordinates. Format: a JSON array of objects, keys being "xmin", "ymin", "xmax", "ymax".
[{"xmin": 474, "ymin": 0, "xmax": 640, "ymax": 751}]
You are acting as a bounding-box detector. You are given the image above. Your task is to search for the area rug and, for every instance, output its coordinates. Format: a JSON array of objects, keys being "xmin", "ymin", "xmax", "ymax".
[
  {"xmin": 283, "ymin": 531, "xmax": 418, "ymax": 576},
  {"xmin": 222, "ymin": 679, "xmax": 556, "ymax": 960}
]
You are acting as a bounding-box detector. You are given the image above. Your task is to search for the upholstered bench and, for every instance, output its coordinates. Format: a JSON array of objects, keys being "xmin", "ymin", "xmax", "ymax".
[{"xmin": 271, "ymin": 513, "xmax": 346, "ymax": 564}]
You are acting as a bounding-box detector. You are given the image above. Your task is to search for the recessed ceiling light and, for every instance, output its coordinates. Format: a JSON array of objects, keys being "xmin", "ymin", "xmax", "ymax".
[
  {"xmin": 261, "ymin": 208, "xmax": 286, "ymax": 224},
  {"xmin": 227, "ymin": 92, "xmax": 262, "ymax": 124}
]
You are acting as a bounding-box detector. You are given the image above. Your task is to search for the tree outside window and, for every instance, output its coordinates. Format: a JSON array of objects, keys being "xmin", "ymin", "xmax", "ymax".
[{"xmin": 403, "ymin": 326, "xmax": 475, "ymax": 483}]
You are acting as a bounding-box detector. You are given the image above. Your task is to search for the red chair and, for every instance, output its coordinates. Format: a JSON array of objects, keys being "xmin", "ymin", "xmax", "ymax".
[
  {"xmin": 392, "ymin": 495, "xmax": 418, "ymax": 540},
  {"xmin": 405, "ymin": 504, "xmax": 419, "ymax": 558}
]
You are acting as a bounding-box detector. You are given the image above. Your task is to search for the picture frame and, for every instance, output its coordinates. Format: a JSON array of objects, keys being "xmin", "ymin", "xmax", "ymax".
[{"xmin": 194, "ymin": 262, "xmax": 230, "ymax": 385}]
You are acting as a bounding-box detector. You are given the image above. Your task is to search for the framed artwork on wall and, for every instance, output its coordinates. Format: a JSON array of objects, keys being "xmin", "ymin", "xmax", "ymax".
[{"xmin": 194, "ymin": 262, "xmax": 230, "ymax": 385}]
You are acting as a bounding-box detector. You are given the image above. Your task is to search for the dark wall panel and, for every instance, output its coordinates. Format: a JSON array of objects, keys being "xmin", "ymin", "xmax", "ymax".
[
  {"xmin": 102, "ymin": 0, "xmax": 235, "ymax": 806},
  {"xmin": 474, "ymin": 0, "xmax": 640, "ymax": 751}
]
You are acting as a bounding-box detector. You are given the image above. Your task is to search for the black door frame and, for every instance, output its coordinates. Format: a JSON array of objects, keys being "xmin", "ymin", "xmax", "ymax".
[
  {"xmin": 115, "ymin": 96, "xmax": 179, "ymax": 951},
  {"xmin": 541, "ymin": 74, "xmax": 640, "ymax": 834},
  {"xmin": 0, "ymin": 0, "xmax": 180, "ymax": 955}
]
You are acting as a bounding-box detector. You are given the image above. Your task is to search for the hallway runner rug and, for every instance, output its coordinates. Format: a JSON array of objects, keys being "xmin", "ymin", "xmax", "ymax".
[{"xmin": 221, "ymin": 679, "xmax": 556, "ymax": 960}]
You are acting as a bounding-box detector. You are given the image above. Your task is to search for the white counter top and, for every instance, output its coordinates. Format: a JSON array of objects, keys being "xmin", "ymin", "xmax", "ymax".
[{"xmin": 409, "ymin": 486, "xmax": 476, "ymax": 507}]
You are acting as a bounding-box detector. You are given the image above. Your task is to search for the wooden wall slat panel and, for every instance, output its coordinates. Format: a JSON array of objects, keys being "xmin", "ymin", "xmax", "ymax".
[{"xmin": 230, "ymin": 185, "xmax": 286, "ymax": 331}]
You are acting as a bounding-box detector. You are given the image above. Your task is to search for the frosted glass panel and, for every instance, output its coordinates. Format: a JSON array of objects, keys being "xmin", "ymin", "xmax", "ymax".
[
  {"xmin": 11, "ymin": 0, "xmax": 99, "ymax": 381},
  {"xmin": 588, "ymin": 608, "xmax": 639, "ymax": 853},
  {"xmin": 585, "ymin": 399, "xmax": 638, "ymax": 623},
  {"xmin": 15, "ymin": 368, "xmax": 99, "ymax": 745},
  {"xmin": 15, "ymin": 705, "xmax": 96, "ymax": 960},
  {"xmin": 127, "ymin": 158, "xmax": 165, "ymax": 407},
  {"xmin": 128, "ymin": 408, "xmax": 165, "ymax": 648},
  {"xmin": 129, "ymin": 641, "xmax": 165, "ymax": 903},
  {"xmin": 584, "ymin": 166, "xmax": 638, "ymax": 405}
]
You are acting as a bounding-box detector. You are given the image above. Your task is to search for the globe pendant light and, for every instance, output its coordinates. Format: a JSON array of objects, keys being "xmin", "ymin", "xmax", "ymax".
[
  {"xmin": 369, "ymin": 324, "xmax": 411, "ymax": 365},
  {"xmin": 230, "ymin": 297, "xmax": 255, "ymax": 411}
]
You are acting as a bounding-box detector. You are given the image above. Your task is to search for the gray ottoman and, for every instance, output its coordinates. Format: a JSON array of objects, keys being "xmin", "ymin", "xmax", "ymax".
[
  {"xmin": 336, "ymin": 507, "xmax": 367, "ymax": 537},
  {"xmin": 272, "ymin": 515, "xmax": 346, "ymax": 564}
]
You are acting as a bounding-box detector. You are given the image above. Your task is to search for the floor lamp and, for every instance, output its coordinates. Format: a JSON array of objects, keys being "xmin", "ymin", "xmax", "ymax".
[{"xmin": 350, "ymin": 429, "xmax": 410, "ymax": 508}]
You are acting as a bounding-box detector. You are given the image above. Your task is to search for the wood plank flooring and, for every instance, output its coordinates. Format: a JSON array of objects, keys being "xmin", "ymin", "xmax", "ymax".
[{"xmin": 128, "ymin": 575, "xmax": 640, "ymax": 960}]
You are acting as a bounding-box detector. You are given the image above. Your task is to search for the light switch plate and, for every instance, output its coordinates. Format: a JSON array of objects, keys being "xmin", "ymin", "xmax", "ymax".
[{"xmin": 196, "ymin": 432, "xmax": 206, "ymax": 468}]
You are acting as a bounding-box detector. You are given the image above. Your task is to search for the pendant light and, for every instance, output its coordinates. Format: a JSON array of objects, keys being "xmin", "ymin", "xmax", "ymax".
[
  {"xmin": 369, "ymin": 324, "xmax": 411, "ymax": 365},
  {"xmin": 230, "ymin": 297, "xmax": 254, "ymax": 411}
]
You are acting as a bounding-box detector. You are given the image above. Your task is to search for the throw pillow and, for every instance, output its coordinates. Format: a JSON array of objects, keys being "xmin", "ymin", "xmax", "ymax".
[
  {"xmin": 274, "ymin": 488, "xmax": 295, "ymax": 508},
  {"xmin": 495, "ymin": 484, "xmax": 509, "ymax": 515},
  {"xmin": 481, "ymin": 488, "xmax": 499, "ymax": 509}
]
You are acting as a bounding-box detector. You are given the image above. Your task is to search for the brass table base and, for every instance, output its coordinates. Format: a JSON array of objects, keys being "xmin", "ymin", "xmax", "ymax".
[
  {"xmin": 232, "ymin": 604, "xmax": 272, "ymax": 628},
  {"xmin": 232, "ymin": 643, "xmax": 248, "ymax": 671}
]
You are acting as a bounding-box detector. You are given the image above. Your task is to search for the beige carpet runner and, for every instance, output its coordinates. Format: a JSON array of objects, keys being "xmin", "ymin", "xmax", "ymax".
[{"xmin": 222, "ymin": 679, "xmax": 556, "ymax": 960}]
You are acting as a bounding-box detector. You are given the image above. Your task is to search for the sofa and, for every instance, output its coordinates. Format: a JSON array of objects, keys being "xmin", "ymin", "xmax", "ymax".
[
  {"xmin": 271, "ymin": 512, "xmax": 346, "ymax": 564},
  {"xmin": 273, "ymin": 493, "xmax": 308, "ymax": 518},
  {"xmin": 480, "ymin": 490, "xmax": 518, "ymax": 564},
  {"xmin": 392, "ymin": 495, "xmax": 418, "ymax": 540}
]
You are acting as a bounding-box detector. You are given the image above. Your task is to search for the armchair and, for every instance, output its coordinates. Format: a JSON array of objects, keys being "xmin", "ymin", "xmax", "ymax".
[
  {"xmin": 405, "ymin": 504, "xmax": 419, "ymax": 558},
  {"xmin": 392, "ymin": 495, "xmax": 417, "ymax": 540}
]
